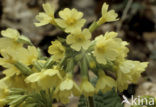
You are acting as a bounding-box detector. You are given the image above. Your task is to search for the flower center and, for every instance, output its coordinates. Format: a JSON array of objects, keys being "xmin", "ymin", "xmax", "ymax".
[
  {"xmin": 57, "ymin": 47, "xmax": 64, "ymax": 54},
  {"xmin": 75, "ymin": 34, "xmax": 85, "ymax": 42},
  {"xmin": 66, "ymin": 18, "xmax": 76, "ymax": 25},
  {"xmin": 96, "ymin": 43, "xmax": 106, "ymax": 53}
]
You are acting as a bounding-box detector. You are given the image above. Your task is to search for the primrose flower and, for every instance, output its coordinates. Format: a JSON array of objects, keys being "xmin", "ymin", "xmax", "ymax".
[
  {"xmin": 48, "ymin": 40, "xmax": 65, "ymax": 61},
  {"xmin": 66, "ymin": 29, "xmax": 91, "ymax": 51},
  {"xmin": 0, "ymin": 46, "xmax": 38, "ymax": 76},
  {"xmin": 117, "ymin": 60, "xmax": 148, "ymax": 92},
  {"xmin": 59, "ymin": 74, "xmax": 81, "ymax": 96},
  {"xmin": 53, "ymin": 87, "xmax": 69, "ymax": 104},
  {"xmin": 96, "ymin": 71, "xmax": 116, "ymax": 93},
  {"xmin": 89, "ymin": 61, "xmax": 96, "ymax": 69},
  {"xmin": 80, "ymin": 78, "xmax": 95, "ymax": 97},
  {"xmin": 54, "ymin": 74, "xmax": 81, "ymax": 104},
  {"xmin": 0, "ymin": 46, "xmax": 38, "ymax": 66},
  {"xmin": 0, "ymin": 49, "xmax": 21, "ymax": 76},
  {"xmin": 94, "ymin": 32, "xmax": 122, "ymax": 65},
  {"xmin": 1, "ymin": 28, "xmax": 32, "ymax": 45},
  {"xmin": 55, "ymin": 8, "xmax": 86, "ymax": 32},
  {"xmin": 26, "ymin": 46, "xmax": 39, "ymax": 65},
  {"xmin": 0, "ymin": 98, "xmax": 7, "ymax": 107},
  {"xmin": 115, "ymin": 41, "xmax": 129, "ymax": 62},
  {"xmin": 35, "ymin": 3, "xmax": 55, "ymax": 26},
  {"xmin": 0, "ymin": 38, "xmax": 22, "ymax": 51},
  {"xmin": 25, "ymin": 69, "xmax": 62, "ymax": 89},
  {"xmin": 0, "ymin": 78, "xmax": 9, "ymax": 107},
  {"xmin": 1, "ymin": 28, "xmax": 20, "ymax": 41},
  {"xmin": 97, "ymin": 3, "xmax": 118, "ymax": 25}
]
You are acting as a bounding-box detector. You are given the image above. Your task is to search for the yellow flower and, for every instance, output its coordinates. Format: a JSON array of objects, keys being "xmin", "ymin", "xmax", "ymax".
[
  {"xmin": 55, "ymin": 8, "xmax": 86, "ymax": 32},
  {"xmin": 1, "ymin": 28, "xmax": 32, "ymax": 45},
  {"xmin": 0, "ymin": 49, "xmax": 21, "ymax": 76},
  {"xmin": 35, "ymin": 3, "xmax": 55, "ymax": 26},
  {"xmin": 89, "ymin": 61, "xmax": 96, "ymax": 69},
  {"xmin": 1, "ymin": 28, "xmax": 20, "ymax": 41},
  {"xmin": 0, "ymin": 76, "xmax": 29, "ymax": 106},
  {"xmin": 53, "ymin": 87, "xmax": 70, "ymax": 104},
  {"xmin": 0, "ymin": 75, "xmax": 28, "ymax": 99},
  {"xmin": 26, "ymin": 46, "xmax": 39, "ymax": 65},
  {"xmin": 54, "ymin": 74, "xmax": 81, "ymax": 104},
  {"xmin": 94, "ymin": 32, "xmax": 121, "ymax": 65},
  {"xmin": 6, "ymin": 75, "xmax": 29, "ymax": 91},
  {"xmin": 0, "ymin": 46, "xmax": 38, "ymax": 66},
  {"xmin": 115, "ymin": 41, "xmax": 129, "ymax": 62},
  {"xmin": 0, "ymin": 98, "xmax": 7, "ymax": 107},
  {"xmin": 97, "ymin": 3, "xmax": 118, "ymax": 25},
  {"xmin": 0, "ymin": 38, "xmax": 22, "ymax": 51},
  {"xmin": 116, "ymin": 60, "xmax": 148, "ymax": 92},
  {"xmin": 66, "ymin": 29, "xmax": 91, "ymax": 51},
  {"xmin": 0, "ymin": 46, "xmax": 38, "ymax": 76},
  {"xmin": 0, "ymin": 78, "xmax": 9, "ymax": 106},
  {"xmin": 48, "ymin": 40, "xmax": 65, "ymax": 61},
  {"xmin": 80, "ymin": 78, "xmax": 95, "ymax": 97},
  {"xmin": 96, "ymin": 71, "xmax": 116, "ymax": 93},
  {"xmin": 59, "ymin": 74, "xmax": 81, "ymax": 96},
  {"xmin": 25, "ymin": 69, "xmax": 62, "ymax": 89}
]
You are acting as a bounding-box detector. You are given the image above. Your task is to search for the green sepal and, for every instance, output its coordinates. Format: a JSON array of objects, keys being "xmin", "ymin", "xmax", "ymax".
[
  {"xmin": 18, "ymin": 35, "xmax": 33, "ymax": 45},
  {"xmin": 14, "ymin": 61, "xmax": 33, "ymax": 76},
  {"xmin": 43, "ymin": 56, "xmax": 54, "ymax": 69}
]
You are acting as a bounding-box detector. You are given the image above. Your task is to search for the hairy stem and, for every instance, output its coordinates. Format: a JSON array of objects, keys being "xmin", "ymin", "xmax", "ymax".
[{"xmin": 88, "ymin": 96, "xmax": 94, "ymax": 107}]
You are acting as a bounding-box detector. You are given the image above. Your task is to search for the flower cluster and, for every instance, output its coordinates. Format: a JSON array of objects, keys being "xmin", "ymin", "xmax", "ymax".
[{"xmin": 0, "ymin": 2, "xmax": 148, "ymax": 107}]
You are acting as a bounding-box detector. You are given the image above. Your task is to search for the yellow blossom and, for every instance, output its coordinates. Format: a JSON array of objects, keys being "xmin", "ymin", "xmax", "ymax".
[
  {"xmin": 35, "ymin": 3, "xmax": 55, "ymax": 26},
  {"xmin": 0, "ymin": 46, "xmax": 38, "ymax": 76},
  {"xmin": 89, "ymin": 61, "xmax": 96, "ymax": 69},
  {"xmin": 53, "ymin": 87, "xmax": 70, "ymax": 104},
  {"xmin": 0, "ymin": 76, "xmax": 29, "ymax": 106},
  {"xmin": 0, "ymin": 38, "xmax": 22, "ymax": 51},
  {"xmin": 0, "ymin": 76, "xmax": 28, "ymax": 102},
  {"xmin": 0, "ymin": 78, "xmax": 9, "ymax": 107},
  {"xmin": 1, "ymin": 28, "xmax": 32, "ymax": 45},
  {"xmin": 54, "ymin": 74, "xmax": 81, "ymax": 104},
  {"xmin": 48, "ymin": 40, "xmax": 65, "ymax": 61},
  {"xmin": 25, "ymin": 69, "xmax": 62, "ymax": 89},
  {"xmin": 116, "ymin": 60, "xmax": 148, "ymax": 92},
  {"xmin": 96, "ymin": 71, "xmax": 116, "ymax": 93},
  {"xmin": 80, "ymin": 78, "xmax": 95, "ymax": 97},
  {"xmin": 0, "ymin": 98, "xmax": 7, "ymax": 107},
  {"xmin": 1, "ymin": 28, "xmax": 20, "ymax": 41},
  {"xmin": 55, "ymin": 8, "xmax": 86, "ymax": 32},
  {"xmin": 97, "ymin": 3, "xmax": 118, "ymax": 25},
  {"xmin": 27, "ymin": 46, "xmax": 39, "ymax": 65},
  {"xmin": 0, "ymin": 49, "xmax": 21, "ymax": 76},
  {"xmin": 0, "ymin": 46, "xmax": 38, "ymax": 66},
  {"xmin": 94, "ymin": 32, "xmax": 128, "ymax": 65},
  {"xmin": 59, "ymin": 74, "xmax": 81, "ymax": 96},
  {"xmin": 115, "ymin": 41, "xmax": 129, "ymax": 62},
  {"xmin": 94, "ymin": 32, "xmax": 119, "ymax": 64},
  {"xmin": 66, "ymin": 29, "xmax": 91, "ymax": 51}
]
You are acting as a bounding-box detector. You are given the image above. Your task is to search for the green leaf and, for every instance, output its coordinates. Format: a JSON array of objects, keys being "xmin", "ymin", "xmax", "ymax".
[
  {"xmin": 7, "ymin": 88, "xmax": 53, "ymax": 107},
  {"xmin": 8, "ymin": 95, "xmax": 28, "ymax": 107},
  {"xmin": 78, "ymin": 89, "xmax": 123, "ymax": 107}
]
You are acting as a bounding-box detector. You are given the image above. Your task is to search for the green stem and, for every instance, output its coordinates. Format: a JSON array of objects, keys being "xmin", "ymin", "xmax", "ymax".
[
  {"xmin": 80, "ymin": 56, "xmax": 95, "ymax": 107},
  {"xmin": 89, "ymin": 21, "xmax": 99, "ymax": 33},
  {"xmin": 43, "ymin": 56, "xmax": 54, "ymax": 69},
  {"xmin": 33, "ymin": 61, "xmax": 43, "ymax": 72},
  {"xmin": 88, "ymin": 97, "xmax": 94, "ymax": 107}
]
